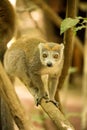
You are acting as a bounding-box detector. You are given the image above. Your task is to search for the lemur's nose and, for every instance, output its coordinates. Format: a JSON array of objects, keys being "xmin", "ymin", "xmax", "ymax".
[{"xmin": 47, "ymin": 62, "xmax": 52, "ymax": 67}]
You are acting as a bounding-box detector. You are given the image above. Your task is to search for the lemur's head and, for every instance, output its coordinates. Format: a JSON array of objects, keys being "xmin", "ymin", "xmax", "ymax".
[{"xmin": 38, "ymin": 42, "xmax": 64, "ymax": 67}]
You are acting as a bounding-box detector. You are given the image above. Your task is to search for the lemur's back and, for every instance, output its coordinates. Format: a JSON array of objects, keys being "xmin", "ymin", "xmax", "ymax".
[{"xmin": 8, "ymin": 36, "xmax": 46, "ymax": 59}]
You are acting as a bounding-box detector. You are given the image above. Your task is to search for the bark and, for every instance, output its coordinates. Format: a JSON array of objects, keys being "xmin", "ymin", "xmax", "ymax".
[
  {"xmin": 0, "ymin": 62, "xmax": 31, "ymax": 130},
  {"xmin": 57, "ymin": 0, "xmax": 76, "ymax": 90},
  {"xmin": 41, "ymin": 99, "xmax": 75, "ymax": 130},
  {"xmin": 81, "ymin": 23, "xmax": 87, "ymax": 130}
]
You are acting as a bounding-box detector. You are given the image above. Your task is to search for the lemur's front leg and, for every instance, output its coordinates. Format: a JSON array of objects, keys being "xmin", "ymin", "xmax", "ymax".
[
  {"xmin": 48, "ymin": 75, "xmax": 59, "ymax": 106},
  {"xmin": 30, "ymin": 73, "xmax": 49, "ymax": 106}
]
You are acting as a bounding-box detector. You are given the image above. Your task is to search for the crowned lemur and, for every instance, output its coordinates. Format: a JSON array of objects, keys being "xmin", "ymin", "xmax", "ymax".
[{"xmin": 4, "ymin": 36, "xmax": 64, "ymax": 105}]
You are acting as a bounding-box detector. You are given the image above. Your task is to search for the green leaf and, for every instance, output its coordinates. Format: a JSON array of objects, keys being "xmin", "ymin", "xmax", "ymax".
[
  {"xmin": 60, "ymin": 18, "xmax": 79, "ymax": 34},
  {"xmin": 82, "ymin": 19, "xmax": 87, "ymax": 24},
  {"xmin": 77, "ymin": 16, "xmax": 83, "ymax": 19},
  {"xmin": 74, "ymin": 25, "xmax": 86, "ymax": 32},
  {"xmin": 83, "ymin": 17, "xmax": 87, "ymax": 21}
]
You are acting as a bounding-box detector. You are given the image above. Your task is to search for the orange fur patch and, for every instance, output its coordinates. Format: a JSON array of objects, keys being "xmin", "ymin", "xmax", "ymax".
[
  {"xmin": 44, "ymin": 44, "xmax": 60, "ymax": 51},
  {"xmin": 52, "ymin": 45, "xmax": 60, "ymax": 51}
]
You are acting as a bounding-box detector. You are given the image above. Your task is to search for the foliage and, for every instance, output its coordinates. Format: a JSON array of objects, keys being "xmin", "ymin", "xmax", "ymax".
[{"xmin": 60, "ymin": 17, "xmax": 87, "ymax": 35}]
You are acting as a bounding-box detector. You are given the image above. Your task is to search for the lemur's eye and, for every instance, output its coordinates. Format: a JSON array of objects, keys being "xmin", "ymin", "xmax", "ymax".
[
  {"xmin": 53, "ymin": 54, "xmax": 59, "ymax": 59},
  {"xmin": 42, "ymin": 53, "xmax": 48, "ymax": 58}
]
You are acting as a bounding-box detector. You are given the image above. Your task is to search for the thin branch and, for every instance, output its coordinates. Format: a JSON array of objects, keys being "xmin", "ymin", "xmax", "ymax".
[
  {"xmin": 57, "ymin": 0, "xmax": 76, "ymax": 89},
  {"xmin": 81, "ymin": 21, "xmax": 87, "ymax": 130},
  {"xmin": 0, "ymin": 62, "xmax": 31, "ymax": 130},
  {"xmin": 16, "ymin": 7, "xmax": 37, "ymax": 13}
]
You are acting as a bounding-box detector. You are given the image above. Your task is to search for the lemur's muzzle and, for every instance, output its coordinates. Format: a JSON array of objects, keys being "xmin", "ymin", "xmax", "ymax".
[{"xmin": 47, "ymin": 62, "xmax": 53, "ymax": 67}]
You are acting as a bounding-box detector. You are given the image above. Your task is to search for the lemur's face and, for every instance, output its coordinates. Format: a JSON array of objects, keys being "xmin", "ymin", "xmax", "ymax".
[{"xmin": 38, "ymin": 42, "xmax": 64, "ymax": 67}]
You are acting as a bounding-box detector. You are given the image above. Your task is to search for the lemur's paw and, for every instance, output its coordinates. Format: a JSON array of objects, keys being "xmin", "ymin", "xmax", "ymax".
[
  {"xmin": 35, "ymin": 98, "xmax": 41, "ymax": 106},
  {"xmin": 36, "ymin": 93, "xmax": 48, "ymax": 106},
  {"xmin": 46, "ymin": 99, "xmax": 59, "ymax": 107}
]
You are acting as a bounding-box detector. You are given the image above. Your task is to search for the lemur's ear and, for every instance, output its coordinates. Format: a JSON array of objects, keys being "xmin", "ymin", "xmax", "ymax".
[
  {"xmin": 38, "ymin": 43, "xmax": 44, "ymax": 49},
  {"xmin": 60, "ymin": 43, "xmax": 64, "ymax": 50}
]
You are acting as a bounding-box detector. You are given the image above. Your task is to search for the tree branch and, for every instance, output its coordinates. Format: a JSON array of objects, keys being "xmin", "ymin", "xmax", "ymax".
[
  {"xmin": 0, "ymin": 62, "xmax": 31, "ymax": 130},
  {"xmin": 81, "ymin": 21, "xmax": 87, "ymax": 130},
  {"xmin": 40, "ymin": 99, "xmax": 75, "ymax": 130},
  {"xmin": 57, "ymin": 0, "xmax": 76, "ymax": 89}
]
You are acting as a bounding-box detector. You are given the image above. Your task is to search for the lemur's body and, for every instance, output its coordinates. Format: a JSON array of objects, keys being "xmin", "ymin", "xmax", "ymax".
[{"xmin": 4, "ymin": 35, "xmax": 64, "ymax": 105}]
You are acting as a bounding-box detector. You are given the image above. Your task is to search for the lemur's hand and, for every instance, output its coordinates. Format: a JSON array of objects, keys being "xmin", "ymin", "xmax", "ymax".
[
  {"xmin": 35, "ymin": 92, "xmax": 48, "ymax": 106},
  {"xmin": 46, "ymin": 99, "xmax": 59, "ymax": 107}
]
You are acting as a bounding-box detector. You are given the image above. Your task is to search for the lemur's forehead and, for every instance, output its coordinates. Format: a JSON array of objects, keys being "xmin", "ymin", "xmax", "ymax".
[{"xmin": 44, "ymin": 43, "xmax": 60, "ymax": 51}]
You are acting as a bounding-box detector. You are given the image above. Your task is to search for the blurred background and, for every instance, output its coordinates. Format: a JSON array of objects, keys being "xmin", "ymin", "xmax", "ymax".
[{"xmin": 8, "ymin": 0, "xmax": 87, "ymax": 130}]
